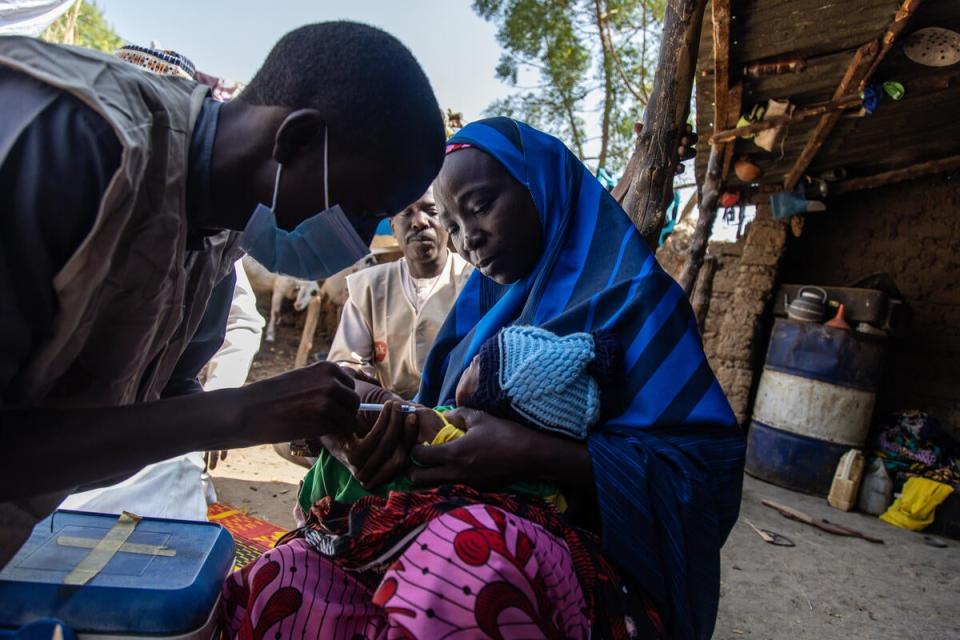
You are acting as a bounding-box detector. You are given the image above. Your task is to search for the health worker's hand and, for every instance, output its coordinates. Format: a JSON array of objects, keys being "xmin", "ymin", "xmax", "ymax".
[
  {"xmin": 239, "ymin": 361, "xmax": 359, "ymax": 443},
  {"xmin": 339, "ymin": 367, "xmax": 383, "ymax": 388},
  {"xmin": 319, "ymin": 400, "xmax": 419, "ymax": 490}
]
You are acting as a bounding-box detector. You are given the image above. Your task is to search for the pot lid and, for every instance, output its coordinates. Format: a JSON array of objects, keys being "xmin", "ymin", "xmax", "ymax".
[{"xmin": 903, "ymin": 27, "xmax": 960, "ymax": 67}]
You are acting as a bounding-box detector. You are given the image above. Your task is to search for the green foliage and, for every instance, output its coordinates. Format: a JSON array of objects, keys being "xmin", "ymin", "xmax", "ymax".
[
  {"xmin": 474, "ymin": 0, "xmax": 664, "ymax": 173},
  {"xmin": 42, "ymin": 1, "xmax": 123, "ymax": 54}
]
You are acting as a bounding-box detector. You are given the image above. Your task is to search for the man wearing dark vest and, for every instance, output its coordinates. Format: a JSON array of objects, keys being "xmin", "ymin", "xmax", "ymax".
[{"xmin": 0, "ymin": 22, "xmax": 445, "ymax": 561}]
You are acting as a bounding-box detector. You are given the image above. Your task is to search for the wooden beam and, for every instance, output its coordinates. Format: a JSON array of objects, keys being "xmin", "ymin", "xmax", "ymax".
[
  {"xmin": 711, "ymin": 0, "xmax": 737, "ymax": 184},
  {"xmin": 621, "ymin": 0, "xmax": 710, "ymax": 245},
  {"xmin": 782, "ymin": 0, "xmax": 924, "ymax": 190},
  {"xmin": 709, "ymin": 93, "xmax": 863, "ymax": 144},
  {"xmin": 782, "ymin": 41, "xmax": 878, "ymax": 190},
  {"xmin": 712, "ymin": 0, "xmax": 731, "ymax": 144},
  {"xmin": 831, "ymin": 155, "xmax": 960, "ymax": 194},
  {"xmin": 743, "ymin": 58, "xmax": 806, "ymax": 78},
  {"xmin": 678, "ymin": 144, "xmax": 723, "ymax": 296},
  {"xmin": 693, "ymin": 256, "xmax": 718, "ymax": 332},
  {"xmin": 863, "ymin": 0, "xmax": 924, "ymax": 89},
  {"xmin": 721, "ymin": 83, "xmax": 742, "ymax": 179}
]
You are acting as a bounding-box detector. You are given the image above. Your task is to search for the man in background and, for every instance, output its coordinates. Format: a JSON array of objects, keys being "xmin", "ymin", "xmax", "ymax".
[{"xmin": 328, "ymin": 186, "xmax": 472, "ymax": 399}]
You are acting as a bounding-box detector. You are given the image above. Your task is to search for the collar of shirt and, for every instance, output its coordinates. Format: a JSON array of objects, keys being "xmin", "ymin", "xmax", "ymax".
[
  {"xmin": 400, "ymin": 253, "xmax": 450, "ymax": 312},
  {"xmin": 185, "ymin": 97, "xmax": 221, "ymax": 250}
]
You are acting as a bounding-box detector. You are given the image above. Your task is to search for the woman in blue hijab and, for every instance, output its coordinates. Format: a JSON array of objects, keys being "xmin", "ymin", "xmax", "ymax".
[
  {"xmin": 223, "ymin": 119, "xmax": 744, "ymax": 640},
  {"xmin": 417, "ymin": 118, "xmax": 744, "ymax": 639}
]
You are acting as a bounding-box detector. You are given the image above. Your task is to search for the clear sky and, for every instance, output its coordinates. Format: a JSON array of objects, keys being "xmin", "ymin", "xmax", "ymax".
[
  {"xmin": 96, "ymin": 0, "xmax": 512, "ymax": 122},
  {"xmin": 93, "ymin": 1, "xmax": 739, "ymax": 237}
]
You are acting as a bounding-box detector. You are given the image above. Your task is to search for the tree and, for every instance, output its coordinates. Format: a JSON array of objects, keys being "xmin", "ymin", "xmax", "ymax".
[
  {"xmin": 474, "ymin": 0, "xmax": 664, "ymax": 173},
  {"xmin": 41, "ymin": 0, "xmax": 123, "ymax": 54}
]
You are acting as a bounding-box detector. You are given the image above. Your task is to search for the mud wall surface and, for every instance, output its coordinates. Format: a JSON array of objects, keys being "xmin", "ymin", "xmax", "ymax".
[
  {"xmin": 779, "ymin": 174, "xmax": 960, "ymax": 437},
  {"xmin": 710, "ymin": 209, "xmax": 787, "ymax": 424}
]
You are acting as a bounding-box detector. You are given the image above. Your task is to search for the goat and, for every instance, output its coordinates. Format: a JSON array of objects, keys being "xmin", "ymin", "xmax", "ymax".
[
  {"xmin": 241, "ymin": 256, "xmax": 320, "ymax": 343},
  {"xmin": 293, "ymin": 253, "xmax": 379, "ymax": 368}
]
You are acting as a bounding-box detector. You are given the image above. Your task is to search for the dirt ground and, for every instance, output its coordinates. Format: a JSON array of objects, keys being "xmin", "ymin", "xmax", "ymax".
[
  {"xmin": 208, "ymin": 297, "xmax": 326, "ymax": 527},
  {"xmin": 211, "ymin": 302, "xmax": 960, "ymax": 639},
  {"xmin": 717, "ymin": 476, "xmax": 959, "ymax": 639}
]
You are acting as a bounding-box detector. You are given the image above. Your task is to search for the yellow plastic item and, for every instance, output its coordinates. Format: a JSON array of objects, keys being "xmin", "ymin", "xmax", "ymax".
[
  {"xmin": 880, "ymin": 477, "xmax": 954, "ymax": 531},
  {"xmin": 431, "ymin": 423, "xmax": 465, "ymax": 445}
]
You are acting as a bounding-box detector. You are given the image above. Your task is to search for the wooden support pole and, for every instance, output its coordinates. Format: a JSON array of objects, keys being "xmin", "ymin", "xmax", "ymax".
[
  {"xmin": 783, "ymin": 0, "xmax": 923, "ymax": 191},
  {"xmin": 721, "ymin": 83, "xmax": 742, "ymax": 179},
  {"xmin": 676, "ymin": 0, "xmax": 729, "ymax": 299},
  {"xmin": 621, "ymin": 0, "xmax": 710, "ymax": 245},
  {"xmin": 294, "ymin": 296, "xmax": 322, "ymax": 369},
  {"xmin": 709, "ymin": 94, "xmax": 864, "ymax": 144},
  {"xmin": 693, "ymin": 256, "xmax": 718, "ymax": 332},
  {"xmin": 710, "ymin": 0, "xmax": 736, "ymax": 184},
  {"xmin": 712, "ymin": 0, "xmax": 731, "ymax": 145},
  {"xmin": 863, "ymin": 0, "xmax": 924, "ymax": 85},
  {"xmin": 831, "ymin": 155, "xmax": 960, "ymax": 194},
  {"xmin": 678, "ymin": 143, "xmax": 723, "ymax": 296}
]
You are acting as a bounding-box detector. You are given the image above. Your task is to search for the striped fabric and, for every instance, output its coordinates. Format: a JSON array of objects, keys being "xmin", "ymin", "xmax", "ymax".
[{"xmin": 417, "ymin": 118, "xmax": 746, "ymax": 640}]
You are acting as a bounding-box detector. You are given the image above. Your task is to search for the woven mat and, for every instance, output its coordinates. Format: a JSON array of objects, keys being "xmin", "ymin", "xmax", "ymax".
[{"xmin": 207, "ymin": 502, "xmax": 287, "ymax": 568}]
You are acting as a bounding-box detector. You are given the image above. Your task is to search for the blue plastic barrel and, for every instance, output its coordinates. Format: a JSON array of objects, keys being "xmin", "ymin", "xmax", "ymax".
[{"xmin": 745, "ymin": 318, "xmax": 886, "ymax": 496}]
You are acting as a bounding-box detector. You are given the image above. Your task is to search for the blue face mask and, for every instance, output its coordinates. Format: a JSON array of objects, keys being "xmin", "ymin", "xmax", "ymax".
[{"xmin": 240, "ymin": 128, "xmax": 372, "ymax": 279}]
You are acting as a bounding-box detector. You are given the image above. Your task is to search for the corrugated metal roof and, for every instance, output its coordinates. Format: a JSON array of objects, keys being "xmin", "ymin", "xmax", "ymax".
[{"xmin": 694, "ymin": 0, "xmax": 960, "ymax": 190}]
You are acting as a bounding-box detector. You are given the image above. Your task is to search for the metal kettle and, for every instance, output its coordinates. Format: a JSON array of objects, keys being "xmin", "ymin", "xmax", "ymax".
[{"xmin": 785, "ymin": 286, "xmax": 829, "ymax": 322}]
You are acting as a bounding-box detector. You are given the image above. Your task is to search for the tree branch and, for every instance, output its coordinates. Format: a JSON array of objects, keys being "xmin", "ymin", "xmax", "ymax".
[
  {"xmin": 593, "ymin": 0, "xmax": 616, "ymax": 168},
  {"xmin": 621, "ymin": 0, "xmax": 709, "ymax": 245}
]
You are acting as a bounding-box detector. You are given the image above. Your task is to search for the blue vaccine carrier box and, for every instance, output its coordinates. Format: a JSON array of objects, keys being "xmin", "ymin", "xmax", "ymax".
[{"xmin": 0, "ymin": 510, "xmax": 235, "ymax": 638}]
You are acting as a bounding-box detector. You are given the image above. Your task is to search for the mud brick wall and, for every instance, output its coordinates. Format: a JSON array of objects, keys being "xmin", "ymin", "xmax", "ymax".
[
  {"xmin": 779, "ymin": 174, "xmax": 960, "ymax": 438},
  {"xmin": 710, "ymin": 207, "xmax": 788, "ymax": 424},
  {"xmin": 700, "ymin": 240, "xmax": 743, "ymax": 366}
]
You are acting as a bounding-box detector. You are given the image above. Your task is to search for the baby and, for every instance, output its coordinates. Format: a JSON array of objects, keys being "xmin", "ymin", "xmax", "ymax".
[{"xmin": 298, "ymin": 325, "xmax": 622, "ymax": 513}]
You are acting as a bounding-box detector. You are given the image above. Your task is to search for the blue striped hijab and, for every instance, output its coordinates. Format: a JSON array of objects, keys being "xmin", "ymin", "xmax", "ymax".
[{"xmin": 417, "ymin": 118, "xmax": 745, "ymax": 640}]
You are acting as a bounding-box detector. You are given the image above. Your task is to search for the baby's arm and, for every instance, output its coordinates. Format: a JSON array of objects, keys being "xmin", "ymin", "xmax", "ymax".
[{"xmin": 413, "ymin": 408, "xmax": 446, "ymax": 444}]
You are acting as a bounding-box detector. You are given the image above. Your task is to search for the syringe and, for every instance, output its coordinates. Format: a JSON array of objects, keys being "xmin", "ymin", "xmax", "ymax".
[{"xmin": 358, "ymin": 402, "xmax": 417, "ymax": 413}]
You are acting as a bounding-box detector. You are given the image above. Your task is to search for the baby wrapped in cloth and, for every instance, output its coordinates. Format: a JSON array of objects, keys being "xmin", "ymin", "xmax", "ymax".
[{"xmin": 299, "ymin": 325, "xmax": 622, "ymax": 512}]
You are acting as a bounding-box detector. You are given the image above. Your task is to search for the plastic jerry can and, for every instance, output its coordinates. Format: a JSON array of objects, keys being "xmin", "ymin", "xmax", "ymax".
[
  {"xmin": 828, "ymin": 449, "xmax": 865, "ymax": 511},
  {"xmin": 859, "ymin": 458, "xmax": 894, "ymax": 515}
]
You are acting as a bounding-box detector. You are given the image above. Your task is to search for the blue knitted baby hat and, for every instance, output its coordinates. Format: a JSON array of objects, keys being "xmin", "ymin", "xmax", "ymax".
[{"xmin": 489, "ymin": 326, "xmax": 605, "ymax": 439}]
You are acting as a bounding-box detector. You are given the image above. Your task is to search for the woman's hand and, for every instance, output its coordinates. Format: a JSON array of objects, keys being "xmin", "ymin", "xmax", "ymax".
[
  {"xmin": 319, "ymin": 401, "xmax": 419, "ymax": 490},
  {"xmin": 408, "ymin": 408, "xmax": 593, "ymax": 493}
]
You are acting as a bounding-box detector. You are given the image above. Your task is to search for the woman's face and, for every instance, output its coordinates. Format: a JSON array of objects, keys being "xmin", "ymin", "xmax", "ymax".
[{"xmin": 434, "ymin": 148, "xmax": 544, "ymax": 285}]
